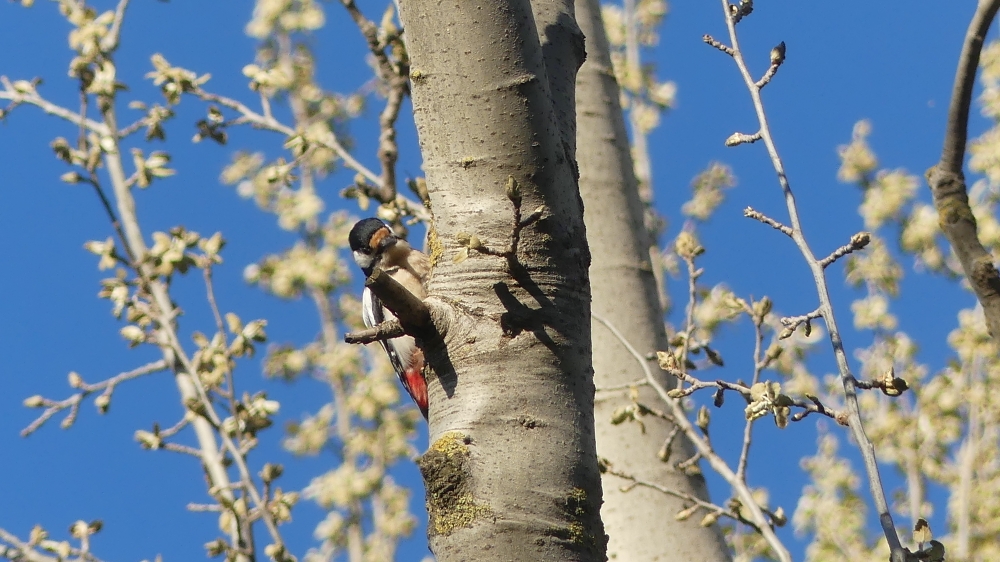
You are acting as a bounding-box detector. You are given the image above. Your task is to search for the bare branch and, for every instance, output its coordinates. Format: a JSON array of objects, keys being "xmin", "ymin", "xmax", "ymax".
[
  {"xmin": 940, "ymin": 0, "xmax": 1000, "ymax": 174},
  {"xmin": 755, "ymin": 41, "xmax": 785, "ymax": 89},
  {"xmin": 363, "ymin": 268, "xmax": 431, "ymax": 334},
  {"xmin": 0, "ymin": 77, "xmax": 110, "ymax": 136},
  {"xmin": 702, "ymin": 34, "xmax": 734, "ymax": 56},
  {"xmin": 725, "ymin": 131, "xmax": 762, "ymax": 146},
  {"xmin": 187, "ymin": 503, "xmax": 223, "ymax": 513},
  {"xmin": 21, "ymin": 360, "xmax": 169, "ymax": 436},
  {"xmin": 195, "ymin": 88, "xmax": 372, "ymax": 180},
  {"xmin": 96, "ymin": 101, "xmax": 283, "ymax": 556},
  {"xmin": 819, "ymin": 231, "xmax": 872, "ymax": 268},
  {"xmin": 163, "ymin": 442, "xmax": 204, "ymax": 457},
  {"xmin": 778, "ymin": 307, "xmax": 822, "ymax": 339},
  {"xmin": 718, "ymin": 1, "xmax": 905, "ymax": 556},
  {"xmin": 591, "ymin": 311, "xmax": 792, "ymax": 562},
  {"xmin": 743, "ymin": 206, "xmax": 792, "ymax": 236},
  {"xmin": 344, "ymin": 318, "xmax": 406, "ymax": 344},
  {"xmin": 595, "ymin": 378, "xmax": 648, "ymax": 393},
  {"xmin": 790, "ymin": 394, "xmax": 848, "ymax": 425},
  {"xmin": 602, "ymin": 463, "xmax": 762, "ymax": 531},
  {"xmin": 464, "ymin": 179, "xmax": 546, "ymax": 261},
  {"xmin": 338, "ymin": 0, "xmax": 410, "ymax": 203},
  {"xmin": 99, "ymin": 0, "xmax": 131, "ymax": 53},
  {"xmin": 0, "ymin": 526, "xmax": 105, "ymax": 562},
  {"xmin": 729, "ymin": 0, "xmax": 754, "ymax": 24},
  {"xmin": 737, "ymin": 314, "xmax": 767, "ymax": 481},
  {"xmin": 926, "ymin": 1, "xmax": 1000, "ymax": 342},
  {"xmin": 194, "ymin": 87, "xmax": 430, "ymax": 223}
]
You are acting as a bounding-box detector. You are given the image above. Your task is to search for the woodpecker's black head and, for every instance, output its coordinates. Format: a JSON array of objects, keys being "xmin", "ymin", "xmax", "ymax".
[{"xmin": 349, "ymin": 218, "xmax": 397, "ymax": 276}]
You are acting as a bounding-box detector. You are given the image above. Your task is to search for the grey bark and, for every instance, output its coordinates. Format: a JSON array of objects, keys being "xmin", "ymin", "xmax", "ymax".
[
  {"xmin": 574, "ymin": 0, "xmax": 732, "ymax": 559},
  {"xmin": 928, "ymin": 0, "xmax": 1000, "ymax": 343},
  {"xmin": 396, "ymin": 0, "xmax": 606, "ymax": 560}
]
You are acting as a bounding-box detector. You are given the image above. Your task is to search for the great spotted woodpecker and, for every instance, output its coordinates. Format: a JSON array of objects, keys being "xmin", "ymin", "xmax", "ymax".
[{"xmin": 348, "ymin": 218, "xmax": 431, "ymax": 418}]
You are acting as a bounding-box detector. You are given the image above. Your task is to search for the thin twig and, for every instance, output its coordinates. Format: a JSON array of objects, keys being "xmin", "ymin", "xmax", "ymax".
[
  {"xmin": 21, "ymin": 360, "xmax": 169, "ymax": 436},
  {"xmin": 99, "ymin": 0, "xmax": 131, "ymax": 53},
  {"xmin": 716, "ymin": 1, "xmax": 904, "ymax": 557},
  {"xmin": 779, "ymin": 307, "xmax": 822, "ymax": 337},
  {"xmin": 85, "ymin": 172, "xmax": 135, "ymax": 264},
  {"xmin": 199, "ymin": 87, "xmax": 373, "ymax": 182},
  {"xmin": 339, "ymin": 0, "xmax": 410, "ymax": 203},
  {"xmin": 737, "ymin": 317, "xmax": 766, "ymax": 481},
  {"xmin": 702, "ymin": 34, "xmax": 734, "ymax": 56},
  {"xmin": 818, "ymin": 231, "xmax": 872, "ymax": 268},
  {"xmin": 661, "ymin": 372, "xmax": 844, "ymax": 424},
  {"xmin": 344, "ymin": 318, "xmax": 406, "ymax": 344},
  {"xmin": 202, "ymin": 266, "xmax": 239, "ymax": 418},
  {"xmin": 467, "ymin": 183, "xmax": 545, "ymax": 261},
  {"xmin": 603, "ymin": 464, "xmax": 759, "ymax": 531},
  {"xmin": 0, "ymin": 78, "xmax": 110, "ymax": 135},
  {"xmin": 158, "ymin": 417, "xmax": 189, "ymax": 439},
  {"xmin": 0, "ymin": 526, "xmax": 104, "ymax": 562},
  {"xmin": 743, "ymin": 206, "xmax": 792, "ymax": 236},
  {"xmin": 203, "ymin": 268, "xmax": 226, "ymax": 337},
  {"xmin": 187, "ymin": 503, "xmax": 223, "ymax": 513},
  {"xmin": 755, "ymin": 41, "xmax": 784, "ymax": 89},
  {"xmin": 591, "ymin": 311, "xmax": 791, "ymax": 562},
  {"xmin": 724, "ymin": 131, "xmax": 762, "ymax": 146},
  {"xmin": 116, "ymin": 114, "xmax": 146, "ymax": 138},
  {"xmin": 163, "ymin": 443, "xmax": 204, "ymax": 457},
  {"xmin": 790, "ymin": 394, "xmax": 847, "ymax": 424},
  {"xmin": 595, "ymin": 378, "xmax": 648, "ymax": 393},
  {"xmin": 100, "ymin": 101, "xmax": 281, "ymax": 556},
  {"xmin": 679, "ymin": 256, "xmax": 700, "ymax": 377},
  {"xmin": 309, "ymin": 285, "xmax": 369, "ymax": 562},
  {"xmin": 196, "ymin": 86, "xmax": 430, "ymax": 223}
]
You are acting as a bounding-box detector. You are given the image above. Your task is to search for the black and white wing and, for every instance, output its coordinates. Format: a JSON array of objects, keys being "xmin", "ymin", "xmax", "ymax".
[{"xmin": 361, "ymin": 286, "xmax": 407, "ymax": 378}]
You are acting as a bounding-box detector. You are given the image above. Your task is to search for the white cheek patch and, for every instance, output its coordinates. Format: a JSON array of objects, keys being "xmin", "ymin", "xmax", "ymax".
[{"xmin": 353, "ymin": 250, "xmax": 374, "ymax": 269}]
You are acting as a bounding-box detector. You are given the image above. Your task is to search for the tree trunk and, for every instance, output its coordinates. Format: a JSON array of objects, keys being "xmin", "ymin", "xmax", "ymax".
[
  {"xmin": 396, "ymin": 0, "xmax": 607, "ymax": 560},
  {"xmin": 574, "ymin": 0, "xmax": 732, "ymax": 559}
]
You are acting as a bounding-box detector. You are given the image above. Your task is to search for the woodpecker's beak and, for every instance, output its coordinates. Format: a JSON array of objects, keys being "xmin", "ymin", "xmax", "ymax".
[
  {"xmin": 379, "ymin": 234, "xmax": 398, "ymax": 250},
  {"xmin": 368, "ymin": 226, "xmax": 398, "ymax": 253}
]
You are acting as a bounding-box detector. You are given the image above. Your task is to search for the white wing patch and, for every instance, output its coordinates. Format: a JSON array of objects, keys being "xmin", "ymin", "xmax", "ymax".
[
  {"xmin": 362, "ymin": 286, "xmax": 415, "ymax": 383},
  {"xmin": 362, "ymin": 286, "xmax": 382, "ymax": 328}
]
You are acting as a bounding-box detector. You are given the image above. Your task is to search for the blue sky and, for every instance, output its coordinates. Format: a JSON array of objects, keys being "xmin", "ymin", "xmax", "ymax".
[{"xmin": 0, "ymin": 1, "xmax": 989, "ymax": 560}]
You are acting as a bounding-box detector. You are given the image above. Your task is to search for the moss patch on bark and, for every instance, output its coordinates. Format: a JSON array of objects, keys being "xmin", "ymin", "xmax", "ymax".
[{"xmin": 418, "ymin": 431, "xmax": 494, "ymax": 536}]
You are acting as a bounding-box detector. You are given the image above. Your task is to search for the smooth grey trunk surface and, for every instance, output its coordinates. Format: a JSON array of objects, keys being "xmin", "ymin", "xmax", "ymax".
[
  {"xmin": 398, "ymin": 0, "xmax": 606, "ymax": 560},
  {"xmin": 574, "ymin": 0, "xmax": 732, "ymax": 559}
]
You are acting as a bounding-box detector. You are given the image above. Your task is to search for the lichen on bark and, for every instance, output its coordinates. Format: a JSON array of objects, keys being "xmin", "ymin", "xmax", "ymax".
[
  {"xmin": 418, "ymin": 431, "xmax": 494, "ymax": 536},
  {"xmin": 543, "ymin": 487, "xmax": 608, "ymax": 557}
]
